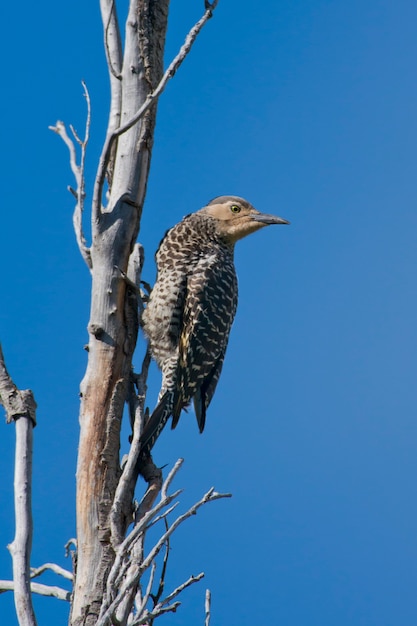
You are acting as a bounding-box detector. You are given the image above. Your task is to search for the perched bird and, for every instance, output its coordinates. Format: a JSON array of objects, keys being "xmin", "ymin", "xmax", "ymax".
[{"xmin": 140, "ymin": 195, "xmax": 289, "ymax": 454}]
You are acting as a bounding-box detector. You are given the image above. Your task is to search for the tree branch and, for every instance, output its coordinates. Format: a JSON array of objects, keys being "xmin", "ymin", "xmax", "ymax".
[
  {"xmin": 161, "ymin": 458, "xmax": 184, "ymax": 500},
  {"xmin": 139, "ymin": 488, "xmax": 231, "ymax": 577},
  {"xmin": 0, "ymin": 345, "xmax": 37, "ymax": 426},
  {"xmin": 131, "ymin": 561, "xmax": 157, "ymax": 624},
  {"xmin": 156, "ymin": 572, "xmax": 204, "ymax": 609},
  {"xmin": 110, "ymin": 246, "xmax": 151, "ymax": 549},
  {"xmin": 0, "ymin": 580, "xmax": 71, "ymax": 602},
  {"xmin": 132, "ymin": 601, "xmax": 181, "ymax": 625},
  {"xmin": 49, "ymin": 82, "xmax": 92, "ymax": 270},
  {"xmin": 100, "ymin": 0, "xmax": 122, "ymax": 80},
  {"xmin": 148, "ymin": 519, "xmax": 169, "ymax": 615},
  {"xmin": 98, "ymin": 462, "xmax": 183, "ymax": 623},
  {"xmin": 100, "ymin": 486, "xmax": 182, "ymax": 621},
  {"xmin": 30, "ymin": 563, "xmax": 73, "ymax": 582},
  {"xmin": 99, "ymin": 0, "xmax": 123, "ymax": 191},
  {"xmin": 109, "ymin": 372, "xmax": 149, "ymax": 548},
  {"xmin": 74, "ymin": 82, "xmax": 91, "ymax": 268},
  {"xmin": 205, "ymin": 588, "xmax": 211, "ymax": 626},
  {"xmin": 48, "ymin": 121, "xmax": 79, "ymax": 185},
  {"xmin": 98, "ymin": 480, "xmax": 230, "ymax": 625},
  {"xmin": 0, "ymin": 345, "xmax": 37, "ymax": 626},
  {"xmin": 93, "ymin": 0, "xmax": 220, "ymax": 216}
]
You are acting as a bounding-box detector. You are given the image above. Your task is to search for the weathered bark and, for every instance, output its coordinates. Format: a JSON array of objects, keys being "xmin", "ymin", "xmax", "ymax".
[
  {"xmin": 9, "ymin": 417, "xmax": 37, "ymax": 626},
  {"xmin": 0, "ymin": 346, "xmax": 37, "ymax": 626},
  {"xmin": 71, "ymin": 2, "xmax": 170, "ymax": 624}
]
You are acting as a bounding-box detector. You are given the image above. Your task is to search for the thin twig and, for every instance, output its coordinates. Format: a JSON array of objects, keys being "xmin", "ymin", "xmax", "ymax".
[
  {"xmin": 114, "ymin": 265, "xmax": 141, "ymax": 294},
  {"xmin": 130, "ymin": 561, "xmax": 157, "ymax": 624},
  {"xmin": 93, "ymin": 0, "xmax": 220, "ymax": 215},
  {"xmin": 73, "ymin": 81, "xmax": 92, "ymax": 268},
  {"xmin": 64, "ymin": 538, "xmax": 77, "ymax": 556},
  {"xmin": 48, "ymin": 121, "xmax": 80, "ymax": 186},
  {"xmin": 161, "ymin": 458, "xmax": 184, "ymax": 500},
  {"xmin": 139, "ymin": 489, "xmax": 231, "ymax": 578},
  {"xmin": 157, "ymin": 572, "xmax": 204, "ymax": 608},
  {"xmin": 49, "ymin": 83, "xmax": 92, "ymax": 269},
  {"xmin": 147, "ymin": 502, "xmax": 180, "ymax": 528},
  {"xmin": 147, "ymin": 519, "xmax": 170, "ymax": 626},
  {"xmin": 131, "ymin": 601, "xmax": 181, "ymax": 625},
  {"xmin": 70, "ymin": 124, "xmax": 83, "ymax": 146}
]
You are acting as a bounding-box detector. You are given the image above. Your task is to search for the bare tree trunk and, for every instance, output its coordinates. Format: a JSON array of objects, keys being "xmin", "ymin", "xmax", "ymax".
[{"xmin": 71, "ymin": 2, "xmax": 169, "ymax": 624}]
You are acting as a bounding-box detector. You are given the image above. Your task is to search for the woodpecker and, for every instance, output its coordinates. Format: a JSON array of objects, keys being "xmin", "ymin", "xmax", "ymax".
[{"xmin": 140, "ymin": 195, "xmax": 289, "ymax": 454}]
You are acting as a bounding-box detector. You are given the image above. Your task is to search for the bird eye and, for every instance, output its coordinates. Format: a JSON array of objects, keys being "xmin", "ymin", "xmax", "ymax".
[{"xmin": 230, "ymin": 204, "xmax": 241, "ymax": 213}]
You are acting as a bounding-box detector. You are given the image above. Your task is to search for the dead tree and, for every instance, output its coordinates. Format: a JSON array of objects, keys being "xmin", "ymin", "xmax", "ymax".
[{"xmin": 1, "ymin": 1, "xmax": 231, "ymax": 625}]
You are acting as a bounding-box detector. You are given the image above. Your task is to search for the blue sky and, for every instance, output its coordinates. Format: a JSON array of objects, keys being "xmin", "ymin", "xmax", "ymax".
[{"xmin": 1, "ymin": 0, "xmax": 417, "ymax": 624}]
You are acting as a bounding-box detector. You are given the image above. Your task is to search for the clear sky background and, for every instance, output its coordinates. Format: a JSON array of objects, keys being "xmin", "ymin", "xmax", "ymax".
[{"xmin": 1, "ymin": 0, "xmax": 416, "ymax": 624}]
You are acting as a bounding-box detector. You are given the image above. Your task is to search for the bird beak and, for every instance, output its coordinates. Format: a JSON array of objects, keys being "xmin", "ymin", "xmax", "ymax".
[{"xmin": 251, "ymin": 212, "xmax": 290, "ymax": 225}]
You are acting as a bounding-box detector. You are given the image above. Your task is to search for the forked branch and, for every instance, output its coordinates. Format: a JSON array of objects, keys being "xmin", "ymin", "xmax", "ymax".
[
  {"xmin": 97, "ymin": 460, "xmax": 231, "ymax": 626},
  {"xmin": 49, "ymin": 82, "xmax": 92, "ymax": 269},
  {"xmin": 93, "ymin": 0, "xmax": 220, "ymax": 215}
]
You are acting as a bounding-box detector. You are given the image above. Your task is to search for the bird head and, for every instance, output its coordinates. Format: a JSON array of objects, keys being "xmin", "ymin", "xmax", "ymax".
[{"xmin": 201, "ymin": 195, "xmax": 289, "ymax": 243}]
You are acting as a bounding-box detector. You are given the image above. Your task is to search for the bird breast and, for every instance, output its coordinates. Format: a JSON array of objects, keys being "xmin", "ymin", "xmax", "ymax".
[{"xmin": 142, "ymin": 243, "xmax": 237, "ymax": 372}]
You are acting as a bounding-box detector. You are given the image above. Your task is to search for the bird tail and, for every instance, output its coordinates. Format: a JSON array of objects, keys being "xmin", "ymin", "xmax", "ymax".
[
  {"xmin": 192, "ymin": 391, "xmax": 207, "ymax": 433},
  {"xmin": 139, "ymin": 391, "xmax": 174, "ymax": 455}
]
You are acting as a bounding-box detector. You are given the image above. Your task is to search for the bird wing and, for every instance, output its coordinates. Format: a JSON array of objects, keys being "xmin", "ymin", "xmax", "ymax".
[{"xmin": 172, "ymin": 255, "xmax": 238, "ymax": 431}]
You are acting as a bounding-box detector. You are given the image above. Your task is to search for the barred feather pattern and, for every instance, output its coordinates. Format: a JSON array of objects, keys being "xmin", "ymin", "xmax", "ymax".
[{"xmin": 140, "ymin": 211, "xmax": 238, "ymax": 454}]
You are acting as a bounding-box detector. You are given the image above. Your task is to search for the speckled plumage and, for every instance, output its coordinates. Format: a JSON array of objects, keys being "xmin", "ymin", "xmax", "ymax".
[{"xmin": 140, "ymin": 196, "xmax": 289, "ymax": 454}]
